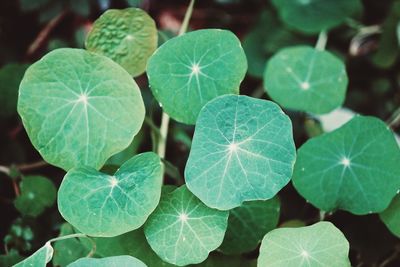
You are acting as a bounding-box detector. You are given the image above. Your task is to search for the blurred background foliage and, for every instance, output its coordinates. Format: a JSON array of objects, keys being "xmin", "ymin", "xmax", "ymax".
[{"xmin": 0, "ymin": 0, "xmax": 399, "ymax": 266}]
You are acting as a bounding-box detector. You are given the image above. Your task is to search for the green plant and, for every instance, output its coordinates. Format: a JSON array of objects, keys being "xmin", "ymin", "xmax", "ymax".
[{"xmin": 1, "ymin": 0, "xmax": 400, "ymax": 266}]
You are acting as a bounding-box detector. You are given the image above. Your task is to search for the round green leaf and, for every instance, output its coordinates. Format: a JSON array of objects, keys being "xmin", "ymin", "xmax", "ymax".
[
  {"xmin": 293, "ymin": 115, "xmax": 400, "ymax": 215},
  {"xmin": 14, "ymin": 175, "xmax": 56, "ymax": 217},
  {"xmin": 258, "ymin": 222, "xmax": 350, "ymax": 267},
  {"xmin": 380, "ymin": 194, "xmax": 400, "ymax": 237},
  {"xmin": 67, "ymin": 256, "xmax": 146, "ymax": 267},
  {"xmin": 85, "ymin": 8, "xmax": 158, "ymax": 77},
  {"xmin": 58, "ymin": 152, "xmax": 163, "ymax": 237},
  {"xmin": 14, "ymin": 242, "xmax": 53, "ymax": 267},
  {"xmin": 144, "ymin": 185, "xmax": 228, "ymax": 266},
  {"xmin": 272, "ymin": 0, "xmax": 362, "ymax": 34},
  {"xmin": 147, "ymin": 29, "xmax": 247, "ymax": 124},
  {"xmin": 264, "ymin": 46, "xmax": 348, "ymax": 114},
  {"xmin": 0, "ymin": 63, "xmax": 28, "ymax": 118},
  {"xmin": 18, "ymin": 48, "xmax": 145, "ymax": 171},
  {"xmin": 185, "ymin": 95, "xmax": 296, "ymax": 210},
  {"xmin": 219, "ymin": 197, "xmax": 280, "ymax": 255}
]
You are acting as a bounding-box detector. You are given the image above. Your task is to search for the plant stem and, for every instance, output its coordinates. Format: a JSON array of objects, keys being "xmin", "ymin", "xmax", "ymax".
[
  {"xmin": 157, "ymin": 0, "xmax": 196, "ymax": 159},
  {"xmin": 0, "ymin": 165, "xmax": 10, "ymax": 176},
  {"xmin": 17, "ymin": 160, "xmax": 48, "ymax": 171},
  {"xmin": 49, "ymin": 233, "xmax": 88, "ymax": 243},
  {"xmin": 316, "ymin": 31, "xmax": 328, "ymax": 51},
  {"xmin": 386, "ymin": 106, "xmax": 400, "ymax": 129}
]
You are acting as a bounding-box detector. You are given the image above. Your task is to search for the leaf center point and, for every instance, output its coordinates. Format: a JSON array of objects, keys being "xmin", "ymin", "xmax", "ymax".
[
  {"xmin": 77, "ymin": 93, "xmax": 88, "ymax": 104},
  {"xmin": 179, "ymin": 212, "xmax": 189, "ymax": 222},
  {"xmin": 340, "ymin": 157, "xmax": 351, "ymax": 167},
  {"xmin": 109, "ymin": 176, "xmax": 118, "ymax": 187},
  {"xmin": 300, "ymin": 82, "xmax": 310, "ymax": 90},
  {"xmin": 191, "ymin": 64, "xmax": 200, "ymax": 75}
]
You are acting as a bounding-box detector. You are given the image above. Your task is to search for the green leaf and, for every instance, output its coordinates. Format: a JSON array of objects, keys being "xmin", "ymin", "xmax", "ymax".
[
  {"xmin": 185, "ymin": 95, "xmax": 296, "ymax": 210},
  {"xmin": 14, "ymin": 242, "xmax": 53, "ymax": 267},
  {"xmin": 144, "ymin": 185, "xmax": 228, "ymax": 266},
  {"xmin": 18, "ymin": 48, "xmax": 145, "ymax": 171},
  {"xmin": 263, "ymin": 46, "xmax": 348, "ymax": 114},
  {"xmin": 219, "ymin": 197, "xmax": 280, "ymax": 255},
  {"xmin": 85, "ymin": 8, "xmax": 158, "ymax": 77},
  {"xmin": 192, "ymin": 253, "xmax": 253, "ymax": 267},
  {"xmin": 14, "ymin": 176, "xmax": 56, "ymax": 217},
  {"xmin": 67, "ymin": 255, "xmax": 146, "ymax": 267},
  {"xmin": 58, "ymin": 152, "xmax": 163, "ymax": 237},
  {"xmin": 380, "ymin": 194, "xmax": 400, "ymax": 237},
  {"xmin": 272, "ymin": 0, "xmax": 362, "ymax": 34},
  {"xmin": 106, "ymin": 129, "xmax": 145, "ymax": 166},
  {"xmin": 0, "ymin": 63, "xmax": 28, "ymax": 118},
  {"xmin": 258, "ymin": 222, "xmax": 350, "ymax": 267},
  {"xmin": 0, "ymin": 250, "xmax": 24, "ymax": 267},
  {"xmin": 293, "ymin": 115, "xmax": 400, "ymax": 215},
  {"xmin": 52, "ymin": 223, "xmax": 91, "ymax": 267},
  {"xmin": 147, "ymin": 29, "xmax": 247, "ymax": 124}
]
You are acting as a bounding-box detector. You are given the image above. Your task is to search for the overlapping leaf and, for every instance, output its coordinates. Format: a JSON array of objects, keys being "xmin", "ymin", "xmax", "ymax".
[
  {"xmin": 14, "ymin": 242, "xmax": 53, "ymax": 267},
  {"xmin": 380, "ymin": 194, "xmax": 400, "ymax": 237},
  {"xmin": 67, "ymin": 256, "xmax": 146, "ymax": 267}
]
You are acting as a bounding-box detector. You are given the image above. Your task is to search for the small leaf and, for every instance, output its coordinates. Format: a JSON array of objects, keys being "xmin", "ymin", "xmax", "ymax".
[
  {"xmin": 272, "ymin": 0, "xmax": 362, "ymax": 34},
  {"xmin": 264, "ymin": 46, "xmax": 348, "ymax": 114},
  {"xmin": 58, "ymin": 152, "xmax": 163, "ymax": 237},
  {"xmin": 293, "ymin": 115, "xmax": 400, "ymax": 215},
  {"xmin": 0, "ymin": 250, "xmax": 24, "ymax": 267},
  {"xmin": 14, "ymin": 175, "xmax": 56, "ymax": 217},
  {"xmin": 185, "ymin": 95, "xmax": 296, "ymax": 210},
  {"xmin": 144, "ymin": 185, "xmax": 228, "ymax": 266},
  {"xmin": 18, "ymin": 48, "xmax": 145, "ymax": 171},
  {"xmin": 380, "ymin": 194, "xmax": 400, "ymax": 237},
  {"xmin": 14, "ymin": 242, "xmax": 53, "ymax": 267},
  {"xmin": 219, "ymin": 198, "xmax": 280, "ymax": 255},
  {"xmin": 85, "ymin": 8, "xmax": 158, "ymax": 77},
  {"xmin": 67, "ymin": 255, "xmax": 146, "ymax": 267},
  {"xmin": 258, "ymin": 222, "xmax": 350, "ymax": 267},
  {"xmin": 147, "ymin": 29, "xmax": 247, "ymax": 124}
]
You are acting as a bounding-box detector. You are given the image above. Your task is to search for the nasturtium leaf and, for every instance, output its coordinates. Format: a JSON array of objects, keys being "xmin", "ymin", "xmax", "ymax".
[
  {"xmin": 193, "ymin": 253, "xmax": 253, "ymax": 267},
  {"xmin": 264, "ymin": 46, "xmax": 348, "ymax": 114},
  {"xmin": 14, "ymin": 175, "xmax": 56, "ymax": 217},
  {"xmin": 67, "ymin": 256, "xmax": 146, "ymax": 267},
  {"xmin": 380, "ymin": 194, "xmax": 400, "ymax": 237},
  {"xmin": 58, "ymin": 152, "xmax": 163, "ymax": 237},
  {"xmin": 147, "ymin": 29, "xmax": 247, "ymax": 124},
  {"xmin": 18, "ymin": 48, "xmax": 145, "ymax": 171},
  {"xmin": 258, "ymin": 222, "xmax": 350, "ymax": 267},
  {"xmin": 85, "ymin": 8, "xmax": 158, "ymax": 77},
  {"xmin": 293, "ymin": 115, "xmax": 400, "ymax": 215},
  {"xmin": 272, "ymin": 0, "xmax": 362, "ymax": 34},
  {"xmin": 0, "ymin": 63, "xmax": 28, "ymax": 118},
  {"xmin": 185, "ymin": 95, "xmax": 296, "ymax": 210},
  {"xmin": 219, "ymin": 197, "xmax": 280, "ymax": 255},
  {"xmin": 144, "ymin": 185, "xmax": 228, "ymax": 266},
  {"xmin": 14, "ymin": 242, "xmax": 53, "ymax": 267}
]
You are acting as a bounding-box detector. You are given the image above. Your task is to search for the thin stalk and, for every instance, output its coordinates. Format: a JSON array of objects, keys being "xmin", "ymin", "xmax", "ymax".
[
  {"xmin": 0, "ymin": 165, "xmax": 10, "ymax": 176},
  {"xmin": 316, "ymin": 31, "xmax": 328, "ymax": 51},
  {"xmin": 49, "ymin": 233, "xmax": 87, "ymax": 243},
  {"xmin": 386, "ymin": 106, "xmax": 400, "ymax": 129},
  {"xmin": 178, "ymin": 0, "xmax": 196, "ymax": 36},
  {"xmin": 17, "ymin": 160, "xmax": 48, "ymax": 171}
]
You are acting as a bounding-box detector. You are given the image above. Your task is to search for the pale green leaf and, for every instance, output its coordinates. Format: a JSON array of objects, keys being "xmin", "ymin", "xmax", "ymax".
[
  {"xmin": 185, "ymin": 95, "xmax": 296, "ymax": 210},
  {"xmin": 258, "ymin": 222, "xmax": 350, "ymax": 267},
  {"xmin": 147, "ymin": 29, "xmax": 247, "ymax": 124},
  {"xmin": 14, "ymin": 175, "xmax": 56, "ymax": 217},
  {"xmin": 14, "ymin": 242, "xmax": 53, "ymax": 267},
  {"xmin": 67, "ymin": 255, "xmax": 146, "ymax": 267},
  {"xmin": 58, "ymin": 152, "xmax": 163, "ymax": 237},
  {"xmin": 293, "ymin": 115, "xmax": 400, "ymax": 215},
  {"xmin": 380, "ymin": 194, "xmax": 400, "ymax": 237},
  {"xmin": 18, "ymin": 48, "xmax": 145, "ymax": 171},
  {"xmin": 264, "ymin": 46, "xmax": 348, "ymax": 114},
  {"xmin": 85, "ymin": 8, "xmax": 158, "ymax": 77},
  {"xmin": 219, "ymin": 197, "xmax": 280, "ymax": 255},
  {"xmin": 272, "ymin": 0, "xmax": 362, "ymax": 34},
  {"xmin": 144, "ymin": 186, "xmax": 228, "ymax": 266}
]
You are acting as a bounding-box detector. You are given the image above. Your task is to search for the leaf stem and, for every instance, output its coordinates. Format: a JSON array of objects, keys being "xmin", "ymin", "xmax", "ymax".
[
  {"xmin": 178, "ymin": 0, "xmax": 196, "ymax": 36},
  {"xmin": 48, "ymin": 233, "xmax": 88, "ymax": 243},
  {"xmin": 315, "ymin": 31, "xmax": 328, "ymax": 51},
  {"xmin": 17, "ymin": 160, "xmax": 48, "ymax": 171},
  {"xmin": 0, "ymin": 165, "xmax": 10, "ymax": 176},
  {"xmin": 386, "ymin": 106, "xmax": 400, "ymax": 129}
]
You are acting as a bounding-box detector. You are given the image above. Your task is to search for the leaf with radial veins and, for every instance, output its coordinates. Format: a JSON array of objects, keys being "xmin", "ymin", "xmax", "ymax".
[
  {"xmin": 264, "ymin": 46, "xmax": 348, "ymax": 114},
  {"xmin": 85, "ymin": 8, "xmax": 158, "ymax": 77},
  {"xmin": 14, "ymin": 242, "xmax": 53, "ymax": 267},
  {"xmin": 380, "ymin": 194, "xmax": 400, "ymax": 237},
  {"xmin": 18, "ymin": 48, "xmax": 145, "ymax": 171},
  {"xmin": 144, "ymin": 185, "xmax": 228, "ymax": 266},
  {"xmin": 14, "ymin": 176, "xmax": 56, "ymax": 217},
  {"xmin": 219, "ymin": 197, "xmax": 280, "ymax": 255},
  {"xmin": 147, "ymin": 29, "xmax": 247, "ymax": 124},
  {"xmin": 185, "ymin": 95, "xmax": 296, "ymax": 210},
  {"xmin": 293, "ymin": 116, "xmax": 400, "ymax": 215},
  {"xmin": 58, "ymin": 152, "xmax": 163, "ymax": 237},
  {"xmin": 272, "ymin": 0, "xmax": 362, "ymax": 34},
  {"xmin": 67, "ymin": 256, "xmax": 147, "ymax": 267},
  {"xmin": 258, "ymin": 222, "xmax": 351, "ymax": 267}
]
